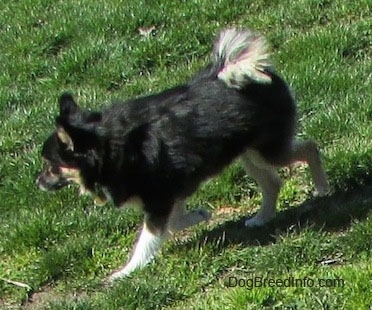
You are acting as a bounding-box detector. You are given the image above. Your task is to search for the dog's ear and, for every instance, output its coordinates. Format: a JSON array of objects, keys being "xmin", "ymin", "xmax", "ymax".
[
  {"xmin": 55, "ymin": 93, "xmax": 102, "ymax": 153},
  {"xmin": 55, "ymin": 93, "xmax": 79, "ymax": 151},
  {"xmin": 56, "ymin": 122, "xmax": 101, "ymax": 154},
  {"xmin": 56, "ymin": 126, "xmax": 74, "ymax": 151},
  {"xmin": 59, "ymin": 92, "xmax": 79, "ymax": 119}
]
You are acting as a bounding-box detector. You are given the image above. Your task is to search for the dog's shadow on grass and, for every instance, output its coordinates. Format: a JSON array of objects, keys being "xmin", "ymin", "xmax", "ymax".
[{"xmin": 187, "ymin": 185, "xmax": 372, "ymax": 249}]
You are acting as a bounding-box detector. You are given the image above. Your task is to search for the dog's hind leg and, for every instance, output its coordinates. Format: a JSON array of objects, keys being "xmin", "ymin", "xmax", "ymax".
[
  {"xmin": 288, "ymin": 140, "xmax": 329, "ymax": 196},
  {"xmin": 242, "ymin": 150, "xmax": 283, "ymax": 227},
  {"xmin": 108, "ymin": 213, "xmax": 168, "ymax": 281},
  {"xmin": 168, "ymin": 200, "xmax": 211, "ymax": 232}
]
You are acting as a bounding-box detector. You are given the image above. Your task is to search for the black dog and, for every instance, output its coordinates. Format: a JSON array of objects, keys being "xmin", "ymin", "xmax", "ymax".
[{"xmin": 36, "ymin": 28, "xmax": 329, "ymax": 280}]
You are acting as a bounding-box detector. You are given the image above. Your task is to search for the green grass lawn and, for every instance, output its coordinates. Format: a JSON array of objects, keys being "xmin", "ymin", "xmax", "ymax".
[{"xmin": 1, "ymin": 0, "xmax": 371, "ymax": 309}]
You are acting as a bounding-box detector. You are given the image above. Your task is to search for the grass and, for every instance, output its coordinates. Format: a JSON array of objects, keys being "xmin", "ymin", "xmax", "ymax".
[{"xmin": 0, "ymin": 0, "xmax": 371, "ymax": 309}]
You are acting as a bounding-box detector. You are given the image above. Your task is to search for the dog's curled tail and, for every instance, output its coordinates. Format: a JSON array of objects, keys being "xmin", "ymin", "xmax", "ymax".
[{"xmin": 213, "ymin": 28, "xmax": 272, "ymax": 89}]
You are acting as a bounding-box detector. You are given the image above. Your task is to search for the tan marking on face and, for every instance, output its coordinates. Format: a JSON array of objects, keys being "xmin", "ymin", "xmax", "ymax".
[
  {"xmin": 42, "ymin": 160, "xmax": 61, "ymax": 181},
  {"xmin": 59, "ymin": 167, "xmax": 89, "ymax": 195},
  {"xmin": 60, "ymin": 167, "xmax": 81, "ymax": 182}
]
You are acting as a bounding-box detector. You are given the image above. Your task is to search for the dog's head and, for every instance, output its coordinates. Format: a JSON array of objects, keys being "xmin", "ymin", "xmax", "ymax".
[{"xmin": 36, "ymin": 93, "xmax": 103, "ymax": 195}]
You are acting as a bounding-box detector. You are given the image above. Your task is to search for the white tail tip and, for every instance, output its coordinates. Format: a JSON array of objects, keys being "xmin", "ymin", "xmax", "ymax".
[{"xmin": 214, "ymin": 28, "xmax": 272, "ymax": 88}]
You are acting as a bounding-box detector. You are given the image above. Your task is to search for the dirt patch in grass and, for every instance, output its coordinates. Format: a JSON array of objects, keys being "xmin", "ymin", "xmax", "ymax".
[{"xmin": 22, "ymin": 284, "xmax": 93, "ymax": 310}]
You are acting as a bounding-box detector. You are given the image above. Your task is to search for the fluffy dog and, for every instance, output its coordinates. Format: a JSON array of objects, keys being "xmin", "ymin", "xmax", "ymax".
[{"xmin": 36, "ymin": 28, "xmax": 329, "ymax": 281}]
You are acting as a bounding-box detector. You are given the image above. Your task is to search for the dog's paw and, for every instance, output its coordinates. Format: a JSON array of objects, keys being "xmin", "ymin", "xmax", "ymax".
[
  {"xmin": 314, "ymin": 185, "xmax": 330, "ymax": 197},
  {"xmin": 107, "ymin": 264, "xmax": 136, "ymax": 283},
  {"xmin": 314, "ymin": 178, "xmax": 331, "ymax": 197},
  {"xmin": 107, "ymin": 270, "xmax": 130, "ymax": 283},
  {"xmin": 195, "ymin": 208, "xmax": 212, "ymax": 222},
  {"xmin": 245, "ymin": 213, "xmax": 275, "ymax": 228},
  {"xmin": 171, "ymin": 208, "xmax": 212, "ymax": 231}
]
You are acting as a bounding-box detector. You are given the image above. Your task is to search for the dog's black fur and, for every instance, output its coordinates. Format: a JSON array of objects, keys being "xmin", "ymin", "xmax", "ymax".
[
  {"xmin": 36, "ymin": 28, "xmax": 326, "ymax": 279},
  {"xmin": 39, "ymin": 69, "xmax": 295, "ymax": 215}
]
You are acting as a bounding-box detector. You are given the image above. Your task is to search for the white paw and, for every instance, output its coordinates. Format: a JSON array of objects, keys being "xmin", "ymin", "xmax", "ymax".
[
  {"xmin": 245, "ymin": 213, "xmax": 275, "ymax": 228},
  {"xmin": 195, "ymin": 209, "xmax": 211, "ymax": 222},
  {"xmin": 107, "ymin": 265, "xmax": 134, "ymax": 282},
  {"xmin": 315, "ymin": 186, "xmax": 330, "ymax": 197}
]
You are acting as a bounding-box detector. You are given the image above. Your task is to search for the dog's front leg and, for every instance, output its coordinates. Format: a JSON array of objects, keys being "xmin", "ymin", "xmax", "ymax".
[{"xmin": 108, "ymin": 214, "xmax": 168, "ymax": 282}]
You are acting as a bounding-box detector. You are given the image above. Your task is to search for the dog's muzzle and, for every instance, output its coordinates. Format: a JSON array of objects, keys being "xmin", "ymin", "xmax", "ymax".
[{"xmin": 36, "ymin": 172, "xmax": 71, "ymax": 191}]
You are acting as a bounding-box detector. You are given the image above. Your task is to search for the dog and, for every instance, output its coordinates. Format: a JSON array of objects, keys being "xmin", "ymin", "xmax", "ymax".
[{"xmin": 36, "ymin": 28, "xmax": 329, "ymax": 281}]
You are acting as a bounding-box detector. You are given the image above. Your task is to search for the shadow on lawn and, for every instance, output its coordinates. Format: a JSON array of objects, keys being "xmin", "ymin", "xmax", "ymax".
[{"xmin": 194, "ymin": 184, "xmax": 372, "ymax": 248}]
